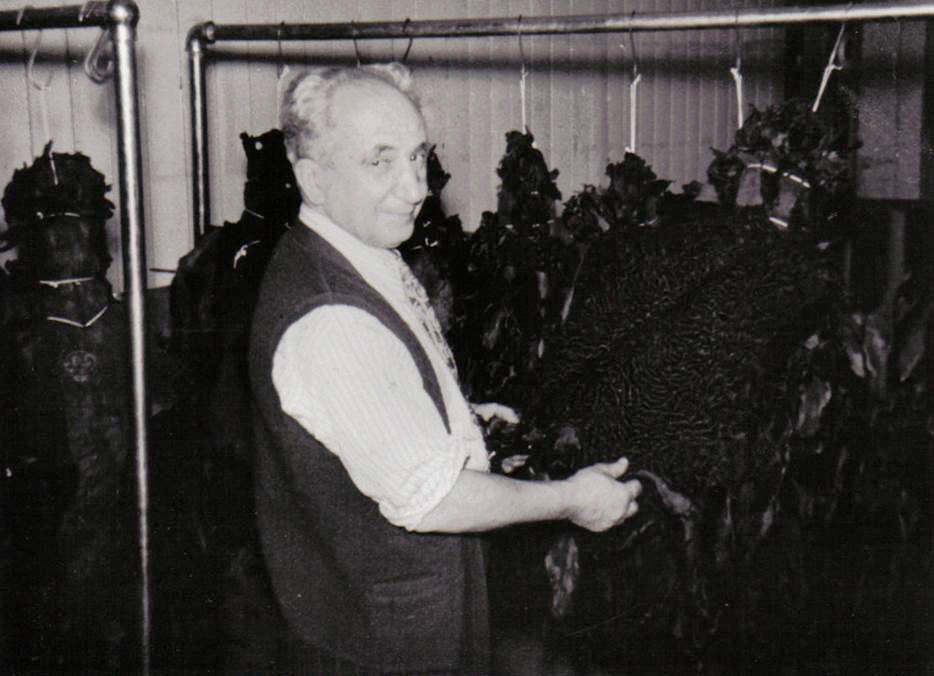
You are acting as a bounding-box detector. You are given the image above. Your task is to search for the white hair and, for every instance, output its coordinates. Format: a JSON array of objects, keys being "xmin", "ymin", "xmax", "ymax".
[{"xmin": 280, "ymin": 62, "xmax": 420, "ymax": 164}]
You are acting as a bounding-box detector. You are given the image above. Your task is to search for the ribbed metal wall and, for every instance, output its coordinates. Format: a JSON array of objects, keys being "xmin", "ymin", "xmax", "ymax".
[{"xmin": 0, "ymin": 0, "xmax": 785, "ymax": 287}]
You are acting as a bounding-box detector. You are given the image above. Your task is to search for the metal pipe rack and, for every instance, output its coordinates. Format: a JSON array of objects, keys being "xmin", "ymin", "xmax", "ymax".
[
  {"xmin": 0, "ymin": 2, "xmax": 151, "ymax": 673},
  {"xmin": 186, "ymin": 0, "xmax": 934, "ymax": 239}
]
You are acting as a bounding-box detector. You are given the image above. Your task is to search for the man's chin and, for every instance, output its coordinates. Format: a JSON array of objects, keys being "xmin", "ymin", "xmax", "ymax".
[{"xmin": 381, "ymin": 218, "xmax": 415, "ymax": 248}]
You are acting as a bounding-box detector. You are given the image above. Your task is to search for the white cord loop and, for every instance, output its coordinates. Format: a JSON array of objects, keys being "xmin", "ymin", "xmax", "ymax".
[
  {"xmin": 39, "ymin": 276, "xmax": 95, "ymax": 288},
  {"xmin": 626, "ymin": 17, "xmax": 641, "ymax": 154},
  {"xmin": 730, "ymin": 18, "xmax": 744, "ymax": 129},
  {"xmin": 47, "ymin": 303, "xmax": 109, "ymax": 329},
  {"xmin": 517, "ymin": 16, "xmax": 529, "ymax": 132}
]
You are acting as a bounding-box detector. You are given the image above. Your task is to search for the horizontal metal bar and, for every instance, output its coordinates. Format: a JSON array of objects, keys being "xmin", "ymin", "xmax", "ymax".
[
  {"xmin": 205, "ymin": 1, "xmax": 934, "ymax": 43},
  {"xmin": 0, "ymin": 2, "xmax": 111, "ymax": 31}
]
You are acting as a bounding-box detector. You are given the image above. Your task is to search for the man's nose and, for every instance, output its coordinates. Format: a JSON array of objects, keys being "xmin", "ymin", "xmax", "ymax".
[{"xmin": 397, "ymin": 161, "xmax": 428, "ymax": 205}]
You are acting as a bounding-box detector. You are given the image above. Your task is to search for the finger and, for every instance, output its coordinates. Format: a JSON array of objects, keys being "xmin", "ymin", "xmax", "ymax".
[
  {"xmin": 622, "ymin": 478, "xmax": 642, "ymax": 498},
  {"xmin": 471, "ymin": 403, "xmax": 495, "ymax": 422},
  {"xmin": 493, "ymin": 404, "xmax": 519, "ymax": 424},
  {"xmin": 625, "ymin": 499, "xmax": 639, "ymax": 518},
  {"xmin": 599, "ymin": 456, "xmax": 629, "ymax": 478},
  {"xmin": 613, "ymin": 498, "xmax": 639, "ymax": 527},
  {"xmin": 472, "ymin": 402, "xmax": 520, "ymax": 424}
]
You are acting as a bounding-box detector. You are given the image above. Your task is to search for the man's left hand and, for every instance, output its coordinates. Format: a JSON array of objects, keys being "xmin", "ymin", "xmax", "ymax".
[{"xmin": 471, "ymin": 402, "xmax": 520, "ymax": 425}]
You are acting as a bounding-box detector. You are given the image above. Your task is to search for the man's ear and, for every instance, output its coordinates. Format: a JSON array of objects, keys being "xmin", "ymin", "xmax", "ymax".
[{"xmin": 292, "ymin": 157, "xmax": 326, "ymax": 206}]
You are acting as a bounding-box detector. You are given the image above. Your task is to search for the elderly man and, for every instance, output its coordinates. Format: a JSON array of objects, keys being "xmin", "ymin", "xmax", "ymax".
[{"xmin": 249, "ymin": 63, "xmax": 641, "ymax": 673}]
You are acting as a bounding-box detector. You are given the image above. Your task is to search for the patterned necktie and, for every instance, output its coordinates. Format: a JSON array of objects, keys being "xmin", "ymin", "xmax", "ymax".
[{"xmin": 394, "ymin": 253, "xmax": 458, "ymax": 377}]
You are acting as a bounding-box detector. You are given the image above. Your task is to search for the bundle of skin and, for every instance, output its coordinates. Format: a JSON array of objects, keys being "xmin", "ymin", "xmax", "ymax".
[
  {"xmin": 154, "ymin": 129, "xmax": 300, "ymax": 669},
  {"xmin": 529, "ymin": 206, "xmax": 842, "ymax": 492},
  {"xmin": 488, "ymin": 105, "xmax": 931, "ymax": 672},
  {"xmin": 707, "ymin": 98, "xmax": 855, "ymax": 233},
  {"xmin": 525, "ymin": 98, "xmax": 856, "ymax": 489},
  {"xmin": 0, "ymin": 143, "xmax": 134, "ymax": 670},
  {"xmin": 451, "ymin": 130, "xmax": 574, "ymax": 410},
  {"xmin": 513, "ymin": 204, "xmax": 931, "ymax": 673},
  {"xmin": 171, "ymin": 129, "xmax": 300, "ymax": 394}
]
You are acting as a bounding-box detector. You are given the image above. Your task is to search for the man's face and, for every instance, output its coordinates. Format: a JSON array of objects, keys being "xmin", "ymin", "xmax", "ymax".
[{"xmin": 310, "ymin": 80, "xmax": 430, "ymax": 249}]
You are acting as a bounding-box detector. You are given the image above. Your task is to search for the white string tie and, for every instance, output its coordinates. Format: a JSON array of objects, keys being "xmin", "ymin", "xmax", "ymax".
[
  {"xmin": 47, "ymin": 303, "xmax": 109, "ymax": 329},
  {"xmin": 39, "ymin": 276, "xmax": 95, "ymax": 288},
  {"xmin": 626, "ymin": 72, "xmax": 641, "ymax": 154}
]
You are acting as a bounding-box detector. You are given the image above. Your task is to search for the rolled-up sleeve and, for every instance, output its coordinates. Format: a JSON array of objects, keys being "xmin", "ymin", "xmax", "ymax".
[{"xmin": 272, "ymin": 305, "xmax": 471, "ymax": 530}]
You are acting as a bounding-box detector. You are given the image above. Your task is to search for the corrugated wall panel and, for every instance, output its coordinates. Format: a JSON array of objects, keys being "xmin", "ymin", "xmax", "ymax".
[{"xmin": 0, "ymin": 0, "xmax": 785, "ymax": 286}]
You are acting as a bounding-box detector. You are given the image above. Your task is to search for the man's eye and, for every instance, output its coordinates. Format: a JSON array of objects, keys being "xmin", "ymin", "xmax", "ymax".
[{"xmin": 371, "ymin": 158, "xmax": 389, "ymax": 167}]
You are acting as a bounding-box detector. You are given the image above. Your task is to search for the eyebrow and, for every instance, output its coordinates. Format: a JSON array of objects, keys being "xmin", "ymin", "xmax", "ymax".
[{"xmin": 370, "ymin": 141, "xmax": 432, "ymax": 156}]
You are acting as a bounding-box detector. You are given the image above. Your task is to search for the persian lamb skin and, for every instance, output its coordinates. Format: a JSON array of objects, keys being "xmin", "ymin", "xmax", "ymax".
[{"xmin": 533, "ymin": 208, "xmax": 839, "ymax": 494}]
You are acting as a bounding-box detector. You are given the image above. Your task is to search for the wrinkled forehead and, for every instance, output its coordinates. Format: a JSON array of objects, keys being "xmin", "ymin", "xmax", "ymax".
[{"xmin": 329, "ymin": 79, "xmax": 426, "ymax": 144}]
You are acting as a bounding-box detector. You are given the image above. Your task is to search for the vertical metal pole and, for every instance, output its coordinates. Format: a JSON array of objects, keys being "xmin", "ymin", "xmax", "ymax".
[
  {"xmin": 188, "ymin": 25, "xmax": 211, "ymax": 239},
  {"xmin": 108, "ymin": 1, "xmax": 150, "ymax": 673},
  {"xmin": 884, "ymin": 207, "xmax": 907, "ymax": 313}
]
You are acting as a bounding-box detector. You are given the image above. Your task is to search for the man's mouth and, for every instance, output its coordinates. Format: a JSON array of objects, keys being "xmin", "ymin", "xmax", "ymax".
[{"xmin": 384, "ymin": 210, "xmax": 416, "ymax": 220}]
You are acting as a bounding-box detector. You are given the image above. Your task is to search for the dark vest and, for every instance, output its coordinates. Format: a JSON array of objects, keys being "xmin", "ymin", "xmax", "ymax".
[{"xmin": 249, "ymin": 224, "xmax": 489, "ymax": 672}]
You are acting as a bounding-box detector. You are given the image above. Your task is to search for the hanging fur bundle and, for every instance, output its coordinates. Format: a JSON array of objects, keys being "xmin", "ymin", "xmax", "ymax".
[
  {"xmin": 452, "ymin": 130, "xmax": 575, "ymax": 408},
  {"xmin": 171, "ymin": 128, "xmax": 299, "ymax": 390},
  {"xmin": 707, "ymin": 98, "xmax": 856, "ymax": 233},
  {"xmin": 154, "ymin": 129, "xmax": 301, "ymax": 669},
  {"xmin": 479, "ymin": 109, "xmax": 928, "ymax": 675},
  {"xmin": 1, "ymin": 141, "xmax": 114, "ymax": 277},
  {"xmin": 0, "ymin": 144, "xmax": 131, "ymax": 671},
  {"xmin": 1, "ymin": 141, "xmax": 114, "ymax": 227}
]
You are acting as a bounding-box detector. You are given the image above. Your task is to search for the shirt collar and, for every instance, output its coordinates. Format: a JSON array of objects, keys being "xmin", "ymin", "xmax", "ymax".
[{"xmin": 298, "ymin": 203, "xmax": 404, "ymax": 298}]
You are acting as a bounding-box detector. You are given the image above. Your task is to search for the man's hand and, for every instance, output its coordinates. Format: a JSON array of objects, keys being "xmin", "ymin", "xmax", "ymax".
[
  {"xmin": 563, "ymin": 457, "xmax": 641, "ymax": 532},
  {"xmin": 471, "ymin": 402, "xmax": 520, "ymax": 425},
  {"xmin": 415, "ymin": 457, "xmax": 640, "ymax": 534}
]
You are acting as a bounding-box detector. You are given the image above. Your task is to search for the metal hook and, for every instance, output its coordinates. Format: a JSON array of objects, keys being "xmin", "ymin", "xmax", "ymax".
[
  {"xmin": 829, "ymin": 21, "xmax": 848, "ymax": 68},
  {"xmin": 732, "ymin": 11, "xmax": 742, "ymax": 71},
  {"xmin": 78, "ymin": 1, "xmax": 96, "ymax": 23},
  {"xmin": 517, "ymin": 15, "xmax": 527, "ymax": 67},
  {"xmin": 401, "ymin": 18, "xmax": 414, "ymax": 63},
  {"xmin": 812, "ymin": 23, "xmax": 846, "ymax": 112},
  {"xmin": 628, "ymin": 11, "xmax": 639, "ymax": 80},
  {"xmin": 26, "ymin": 30, "xmax": 53, "ymax": 90},
  {"xmin": 276, "ymin": 22, "xmax": 285, "ymax": 78},
  {"xmin": 517, "ymin": 15, "xmax": 530, "ymax": 132},
  {"xmin": 19, "ymin": 14, "xmax": 56, "ymax": 168},
  {"xmin": 351, "ymin": 21, "xmax": 362, "ymax": 67},
  {"xmin": 43, "ymin": 140, "xmax": 59, "ymax": 186},
  {"xmin": 625, "ymin": 13, "xmax": 642, "ymax": 154},
  {"xmin": 83, "ymin": 27, "xmax": 114, "ymax": 84},
  {"xmin": 730, "ymin": 11, "xmax": 745, "ymax": 128}
]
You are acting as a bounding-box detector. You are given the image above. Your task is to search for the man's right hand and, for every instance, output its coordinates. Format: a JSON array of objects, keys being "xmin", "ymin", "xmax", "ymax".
[
  {"xmin": 414, "ymin": 456, "xmax": 641, "ymax": 534},
  {"xmin": 563, "ymin": 457, "xmax": 641, "ymax": 532}
]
